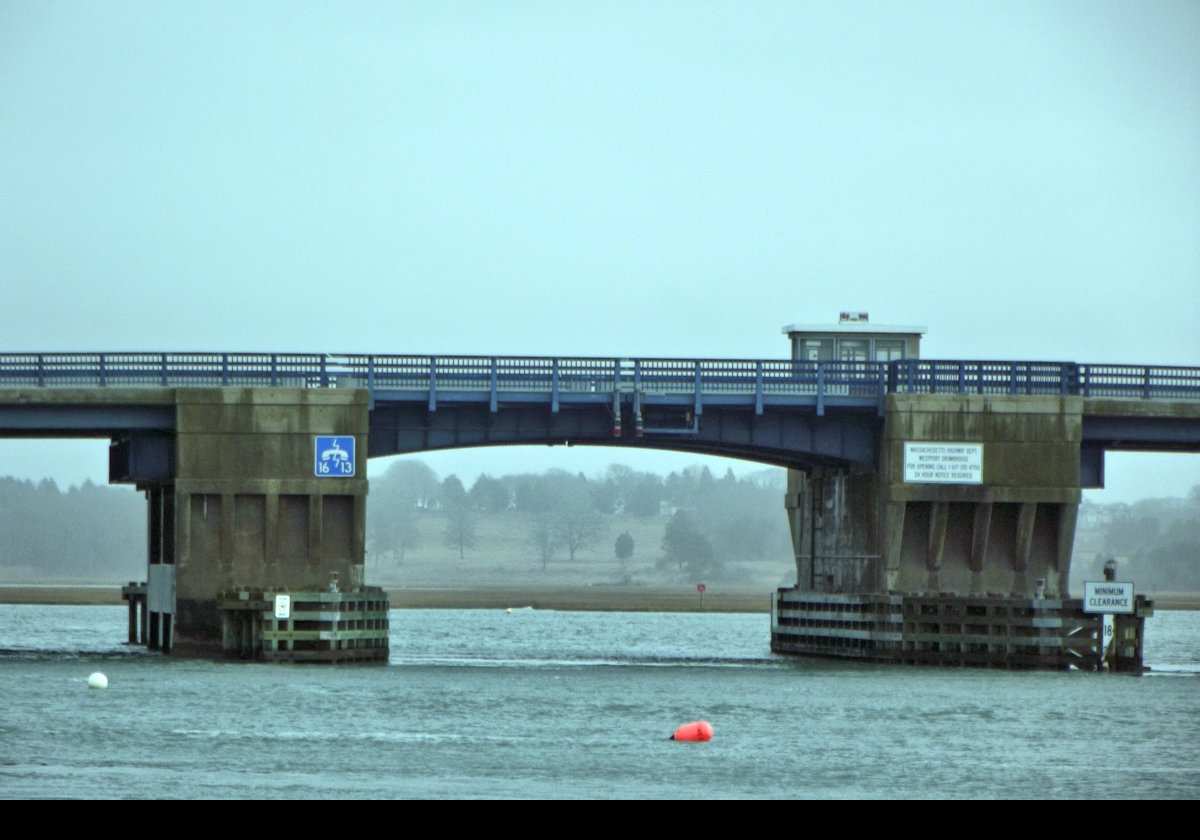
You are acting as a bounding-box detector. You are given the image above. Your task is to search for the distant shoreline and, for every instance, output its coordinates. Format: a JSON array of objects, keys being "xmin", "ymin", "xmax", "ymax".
[
  {"xmin": 2, "ymin": 584, "xmax": 1198, "ymax": 612},
  {"xmin": 383, "ymin": 585, "xmax": 773, "ymax": 613},
  {"xmin": 0, "ymin": 583, "xmax": 773, "ymax": 613}
]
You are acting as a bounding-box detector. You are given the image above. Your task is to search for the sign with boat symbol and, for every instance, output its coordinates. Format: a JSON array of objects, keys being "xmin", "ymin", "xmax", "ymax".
[{"xmin": 314, "ymin": 436, "xmax": 356, "ymax": 477}]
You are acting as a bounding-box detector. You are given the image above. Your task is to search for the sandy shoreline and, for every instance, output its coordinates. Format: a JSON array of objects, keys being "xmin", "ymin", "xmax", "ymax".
[{"xmin": 2, "ymin": 584, "xmax": 1198, "ymax": 612}]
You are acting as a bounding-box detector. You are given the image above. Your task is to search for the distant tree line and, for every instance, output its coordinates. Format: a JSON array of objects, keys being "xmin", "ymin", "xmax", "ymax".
[
  {"xmin": 1077, "ymin": 485, "xmax": 1200, "ymax": 591},
  {"xmin": 0, "ymin": 463, "xmax": 790, "ymax": 585},
  {"xmin": 0, "ymin": 478, "xmax": 144, "ymax": 580},
  {"xmin": 366, "ymin": 460, "xmax": 792, "ymax": 581}
]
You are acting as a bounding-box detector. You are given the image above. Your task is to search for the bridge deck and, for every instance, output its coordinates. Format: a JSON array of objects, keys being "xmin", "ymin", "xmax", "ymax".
[
  {"xmin": 1, "ymin": 354, "xmax": 1197, "ymax": 465},
  {"xmin": 2, "ymin": 354, "xmax": 1198, "ymax": 405}
]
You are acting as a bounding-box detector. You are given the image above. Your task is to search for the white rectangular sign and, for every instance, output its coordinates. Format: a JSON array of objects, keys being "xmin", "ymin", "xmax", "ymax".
[
  {"xmin": 903, "ymin": 443, "xmax": 983, "ymax": 484},
  {"xmin": 274, "ymin": 594, "xmax": 291, "ymax": 620},
  {"xmin": 1083, "ymin": 581, "xmax": 1135, "ymax": 614}
]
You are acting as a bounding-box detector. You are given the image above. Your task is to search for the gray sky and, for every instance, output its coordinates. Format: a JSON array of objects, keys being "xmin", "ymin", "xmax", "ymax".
[{"xmin": 1, "ymin": 1, "xmax": 1197, "ymax": 502}]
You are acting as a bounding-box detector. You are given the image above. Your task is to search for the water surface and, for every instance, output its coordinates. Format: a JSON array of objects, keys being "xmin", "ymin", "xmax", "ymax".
[{"xmin": 1, "ymin": 607, "xmax": 1196, "ymax": 798}]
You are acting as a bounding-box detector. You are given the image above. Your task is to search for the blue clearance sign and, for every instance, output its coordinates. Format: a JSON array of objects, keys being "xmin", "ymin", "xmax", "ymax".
[{"xmin": 314, "ymin": 436, "xmax": 355, "ymax": 477}]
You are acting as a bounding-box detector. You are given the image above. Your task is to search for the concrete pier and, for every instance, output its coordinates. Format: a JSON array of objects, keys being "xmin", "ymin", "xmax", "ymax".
[
  {"xmin": 784, "ymin": 394, "xmax": 1082, "ymax": 598},
  {"xmin": 775, "ymin": 392, "xmax": 1149, "ymax": 669},
  {"xmin": 119, "ymin": 387, "xmax": 387, "ymax": 661}
]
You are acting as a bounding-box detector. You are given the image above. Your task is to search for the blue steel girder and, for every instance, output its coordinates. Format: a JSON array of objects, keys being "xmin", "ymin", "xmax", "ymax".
[
  {"xmin": 369, "ymin": 401, "xmax": 613, "ymax": 456},
  {"xmin": 0, "ymin": 403, "xmax": 174, "ymax": 436},
  {"xmin": 368, "ymin": 394, "xmax": 880, "ymax": 469},
  {"xmin": 1082, "ymin": 414, "xmax": 1200, "ymax": 452}
]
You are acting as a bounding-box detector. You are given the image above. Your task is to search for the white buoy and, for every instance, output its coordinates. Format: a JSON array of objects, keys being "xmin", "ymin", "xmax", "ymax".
[
  {"xmin": 506, "ymin": 608, "xmax": 513, "ymax": 615},
  {"xmin": 87, "ymin": 672, "xmax": 108, "ymax": 690}
]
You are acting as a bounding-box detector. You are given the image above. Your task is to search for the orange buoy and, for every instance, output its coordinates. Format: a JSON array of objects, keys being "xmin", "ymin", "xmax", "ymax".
[{"xmin": 670, "ymin": 721, "xmax": 713, "ymax": 742}]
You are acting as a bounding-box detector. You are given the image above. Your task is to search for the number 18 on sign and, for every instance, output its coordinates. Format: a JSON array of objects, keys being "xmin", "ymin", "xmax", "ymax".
[{"xmin": 315, "ymin": 436, "xmax": 355, "ymax": 477}]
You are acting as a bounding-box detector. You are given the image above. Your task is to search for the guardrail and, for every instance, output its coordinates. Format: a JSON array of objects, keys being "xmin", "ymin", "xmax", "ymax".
[
  {"xmin": 0, "ymin": 353, "xmax": 330, "ymax": 388},
  {"xmin": 1, "ymin": 354, "xmax": 1198, "ymax": 402}
]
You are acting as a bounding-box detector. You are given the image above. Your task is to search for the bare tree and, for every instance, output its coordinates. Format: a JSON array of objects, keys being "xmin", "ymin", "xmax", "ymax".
[
  {"xmin": 442, "ymin": 475, "xmax": 475, "ymax": 559},
  {"xmin": 528, "ymin": 513, "xmax": 560, "ymax": 571}
]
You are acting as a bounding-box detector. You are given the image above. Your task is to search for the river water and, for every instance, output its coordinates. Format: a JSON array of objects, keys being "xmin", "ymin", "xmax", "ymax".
[{"xmin": 1, "ymin": 606, "xmax": 1197, "ymax": 799}]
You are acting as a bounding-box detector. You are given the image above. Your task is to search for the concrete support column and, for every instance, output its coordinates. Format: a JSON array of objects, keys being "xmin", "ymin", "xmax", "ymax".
[
  {"xmin": 220, "ymin": 491, "xmax": 235, "ymax": 580},
  {"xmin": 969, "ymin": 502, "xmax": 993, "ymax": 594},
  {"xmin": 264, "ymin": 492, "xmax": 279, "ymax": 582},
  {"xmin": 1014, "ymin": 502, "xmax": 1037, "ymax": 595},
  {"xmin": 1054, "ymin": 503, "xmax": 1078, "ymax": 597},
  {"xmin": 883, "ymin": 501, "xmax": 905, "ymax": 592},
  {"xmin": 809, "ymin": 471, "xmax": 824, "ymax": 588},
  {"xmin": 143, "ymin": 484, "xmax": 176, "ymax": 650},
  {"xmin": 784, "ymin": 467, "xmax": 883, "ymax": 592},
  {"xmin": 784, "ymin": 471, "xmax": 810, "ymax": 588},
  {"xmin": 168, "ymin": 388, "xmax": 370, "ymax": 658},
  {"xmin": 926, "ymin": 501, "xmax": 948, "ymax": 591},
  {"xmin": 309, "ymin": 494, "xmax": 323, "ymax": 569}
]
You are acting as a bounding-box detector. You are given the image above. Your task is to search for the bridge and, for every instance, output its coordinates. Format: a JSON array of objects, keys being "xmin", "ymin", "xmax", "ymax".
[
  {"xmin": 4, "ymin": 353, "xmax": 1199, "ymax": 473},
  {"xmin": 2, "ymin": 352, "xmax": 1198, "ymax": 663}
]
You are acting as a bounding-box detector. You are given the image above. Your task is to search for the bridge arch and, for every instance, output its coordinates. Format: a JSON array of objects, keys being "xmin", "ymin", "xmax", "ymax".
[{"xmin": 366, "ymin": 400, "xmax": 879, "ymax": 471}]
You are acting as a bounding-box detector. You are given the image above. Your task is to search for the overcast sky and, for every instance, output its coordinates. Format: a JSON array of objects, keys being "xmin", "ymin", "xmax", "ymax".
[{"xmin": 1, "ymin": 1, "xmax": 1197, "ymax": 502}]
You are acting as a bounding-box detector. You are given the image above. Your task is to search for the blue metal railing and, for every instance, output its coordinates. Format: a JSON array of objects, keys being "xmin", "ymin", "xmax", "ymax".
[
  {"xmin": 0, "ymin": 353, "xmax": 332, "ymax": 388},
  {"xmin": 1, "ymin": 353, "xmax": 1198, "ymax": 403}
]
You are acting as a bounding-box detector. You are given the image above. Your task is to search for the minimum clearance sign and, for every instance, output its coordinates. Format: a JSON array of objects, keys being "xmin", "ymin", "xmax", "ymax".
[
  {"xmin": 903, "ymin": 443, "xmax": 983, "ymax": 484},
  {"xmin": 1084, "ymin": 581, "xmax": 1135, "ymax": 614}
]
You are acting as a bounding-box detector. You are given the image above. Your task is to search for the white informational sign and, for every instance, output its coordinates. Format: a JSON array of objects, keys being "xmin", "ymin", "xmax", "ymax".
[
  {"xmin": 314, "ymin": 435, "xmax": 356, "ymax": 477},
  {"xmin": 274, "ymin": 594, "xmax": 291, "ymax": 620},
  {"xmin": 1083, "ymin": 581, "xmax": 1135, "ymax": 614},
  {"xmin": 903, "ymin": 443, "xmax": 983, "ymax": 484}
]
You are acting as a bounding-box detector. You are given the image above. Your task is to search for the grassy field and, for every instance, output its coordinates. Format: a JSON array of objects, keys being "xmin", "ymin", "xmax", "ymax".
[
  {"xmin": 0, "ymin": 510, "xmax": 793, "ymax": 611},
  {"xmin": 366, "ymin": 509, "xmax": 794, "ymax": 592}
]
